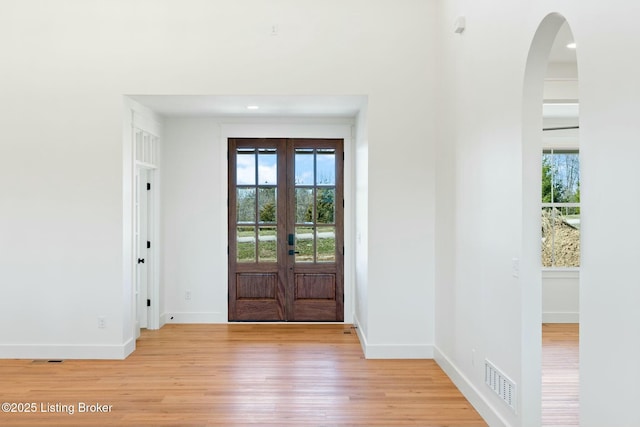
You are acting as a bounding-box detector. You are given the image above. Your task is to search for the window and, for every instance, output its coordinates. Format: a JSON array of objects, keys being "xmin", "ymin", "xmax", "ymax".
[{"xmin": 542, "ymin": 149, "xmax": 580, "ymax": 267}]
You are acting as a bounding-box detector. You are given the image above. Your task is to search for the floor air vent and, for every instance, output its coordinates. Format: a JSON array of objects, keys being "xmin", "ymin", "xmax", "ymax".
[{"xmin": 485, "ymin": 360, "xmax": 516, "ymax": 411}]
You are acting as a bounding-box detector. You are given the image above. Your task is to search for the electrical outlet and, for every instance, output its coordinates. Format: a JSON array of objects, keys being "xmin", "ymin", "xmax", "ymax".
[
  {"xmin": 97, "ymin": 316, "xmax": 106, "ymax": 329},
  {"xmin": 185, "ymin": 291, "xmax": 191, "ymax": 300}
]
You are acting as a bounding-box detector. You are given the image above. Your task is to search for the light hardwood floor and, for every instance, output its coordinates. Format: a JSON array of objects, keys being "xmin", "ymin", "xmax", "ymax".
[
  {"xmin": 0, "ymin": 324, "xmax": 487, "ymax": 427},
  {"xmin": 542, "ymin": 323, "xmax": 579, "ymax": 427}
]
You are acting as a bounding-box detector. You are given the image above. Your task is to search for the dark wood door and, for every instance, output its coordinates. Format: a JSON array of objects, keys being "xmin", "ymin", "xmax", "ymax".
[{"xmin": 228, "ymin": 138, "xmax": 343, "ymax": 321}]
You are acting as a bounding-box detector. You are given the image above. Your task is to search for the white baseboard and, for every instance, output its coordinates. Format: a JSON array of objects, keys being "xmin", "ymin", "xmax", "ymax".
[
  {"xmin": 365, "ymin": 342, "xmax": 434, "ymax": 359},
  {"xmin": 352, "ymin": 314, "xmax": 433, "ymax": 359},
  {"xmin": 434, "ymin": 346, "xmax": 510, "ymax": 427},
  {"xmin": 123, "ymin": 337, "xmax": 135, "ymax": 358},
  {"xmin": 162, "ymin": 311, "xmax": 226, "ymax": 324},
  {"xmin": 542, "ymin": 312, "xmax": 579, "ymax": 323},
  {"xmin": 159, "ymin": 313, "xmax": 167, "ymax": 328},
  {"xmin": 0, "ymin": 342, "xmax": 133, "ymax": 360},
  {"xmin": 352, "ymin": 313, "xmax": 368, "ymax": 355}
]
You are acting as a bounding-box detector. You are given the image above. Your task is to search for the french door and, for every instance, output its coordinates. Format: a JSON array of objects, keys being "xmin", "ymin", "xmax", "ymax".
[{"xmin": 228, "ymin": 138, "xmax": 344, "ymax": 321}]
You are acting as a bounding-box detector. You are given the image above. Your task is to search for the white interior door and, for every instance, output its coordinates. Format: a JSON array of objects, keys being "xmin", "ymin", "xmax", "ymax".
[{"xmin": 135, "ymin": 168, "xmax": 150, "ymax": 335}]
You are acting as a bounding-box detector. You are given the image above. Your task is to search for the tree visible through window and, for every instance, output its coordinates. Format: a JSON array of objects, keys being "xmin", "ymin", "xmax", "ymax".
[{"xmin": 542, "ymin": 149, "xmax": 580, "ymax": 267}]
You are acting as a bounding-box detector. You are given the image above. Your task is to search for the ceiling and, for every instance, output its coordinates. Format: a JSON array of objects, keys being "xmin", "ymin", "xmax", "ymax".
[
  {"xmin": 128, "ymin": 95, "xmax": 367, "ymax": 119},
  {"xmin": 543, "ymin": 103, "xmax": 579, "ymax": 119},
  {"xmin": 544, "ymin": 21, "xmax": 578, "ymax": 126}
]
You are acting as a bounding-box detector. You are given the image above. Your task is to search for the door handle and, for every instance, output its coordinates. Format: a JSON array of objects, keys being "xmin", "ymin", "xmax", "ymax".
[
  {"xmin": 137, "ymin": 258, "xmax": 145, "ymax": 264},
  {"xmin": 288, "ymin": 250, "xmax": 300, "ymax": 255},
  {"xmin": 288, "ymin": 233, "xmax": 295, "ymax": 246}
]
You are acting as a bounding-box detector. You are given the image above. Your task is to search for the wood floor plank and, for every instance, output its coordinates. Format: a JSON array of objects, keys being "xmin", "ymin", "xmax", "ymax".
[
  {"xmin": 0, "ymin": 324, "xmax": 487, "ymax": 426},
  {"xmin": 542, "ymin": 323, "xmax": 579, "ymax": 427}
]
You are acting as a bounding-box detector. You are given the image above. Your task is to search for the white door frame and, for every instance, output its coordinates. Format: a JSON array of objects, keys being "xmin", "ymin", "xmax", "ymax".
[
  {"xmin": 134, "ymin": 163, "xmax": 160, "ymax": 332},
  {"xmin": 130, "ymin": 106, "xmax": 162, "ymax": 334},
  {"xmin": 135, "ymin": 166, "xmax": 159, "ymax": 334},
  {"xmin": 123, "ymin": 101, "xmax": 163, "ymax": 358}
]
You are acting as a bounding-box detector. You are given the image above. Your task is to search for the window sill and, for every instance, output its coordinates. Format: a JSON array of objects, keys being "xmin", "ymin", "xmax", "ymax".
[{"xmin": 541, "ymin": 268, "xmax": 580, "ymax": 279}]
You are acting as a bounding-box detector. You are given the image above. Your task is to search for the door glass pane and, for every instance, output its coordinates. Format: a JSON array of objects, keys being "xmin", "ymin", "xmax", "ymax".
[
  {"xmin": 295, "ymin": 149, "xmax": 314, "ymax": 185},
  {"xmin": 237, "ymin": 226, "xmax": 256, "ymax": 263},
  {"xmin": 317, "ymin": 226, "xmax": 336, "ymax": 262},
  {"xmin": 316, "ymin": 149, "xmax": 336, "ymax": 186},
  {"xmin": 236, "ymin": 149, "xmax": 256, "ymax": 185},
  {"xmin": 295, "ymin": 188, "xmax": 314, "ymax": 224},
  {"xmin": 258, "ymin": 227, "xmax": 277, "ymax": 262},
  {"xmin": 258, "ymin": 187, "xmax": 277, "ymax": 223},
  {"xmin": 237, "ymin": 188, "xmax": 256, "ymax": 223},
  {"xmin": 258, "ymin": 149, "xmax": 277, "ymax": 185},
  {"xmin": 295, "ymin": 226, "xmax": 314, "ymax": 263},
  {"xmin": 316, "ymin": 188, "xmax": 335, "ymax": 224}
]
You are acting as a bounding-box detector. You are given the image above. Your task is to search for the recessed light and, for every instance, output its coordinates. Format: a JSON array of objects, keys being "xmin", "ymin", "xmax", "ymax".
[
  {"xmin": 566, "ymin": 42, "xmax": 577, "ymax": 49},
  {"xmin": 247, "ymin": 105, "xmax": 259, "ymax": 110}
]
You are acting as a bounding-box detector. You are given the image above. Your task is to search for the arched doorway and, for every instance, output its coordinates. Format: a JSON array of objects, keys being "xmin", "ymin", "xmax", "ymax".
[{"xmin": 522, "ymin": 13, "xmax": 580, "ymax": 427}]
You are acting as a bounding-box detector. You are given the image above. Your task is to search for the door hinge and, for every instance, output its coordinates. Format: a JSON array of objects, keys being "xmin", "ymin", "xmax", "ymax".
[
  {"xmin": 147, "ymin": 182, "xmax": 151, "ymax": 191},
  {"xmin": 147, "ymin": 241, "xmax": 151, "ymax": 249},
  {"xmin": 147, "ymin": 299, "xmax": 151, "ymax": 307}
]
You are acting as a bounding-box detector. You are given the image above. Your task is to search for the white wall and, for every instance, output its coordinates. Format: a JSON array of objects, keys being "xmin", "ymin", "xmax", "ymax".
[
  {"xmin": 577, "ymin": 3, "xmax": 640, "ymax": 425},
  {"xmin": 436, "ymin": 1, "xmax": 640, "ymax": 426},
  {"xmin": 0, "ymin": 31, "xmax": 127, "ymax": 358},
  {"xmin": 161, "ymin": 118, "xmax": 225, "ymax": 323},
  {"xmin": 542, "ymin": 271, "xmax": 579, "ymax": 323},
  {"xmin": 436, "ymin": 1, "xmax": 527, "ymax": 424},
  {"xmin": 360, "ymin": 8, "xmax": 437, "ymax": 360},
  {"xmin": 0, "ymin": 0, "xmax": 437, "ymax": 360}
]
